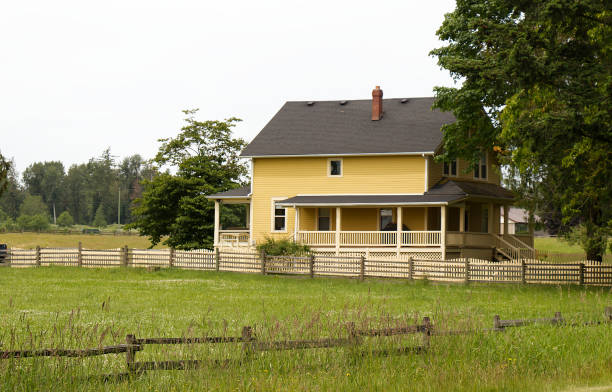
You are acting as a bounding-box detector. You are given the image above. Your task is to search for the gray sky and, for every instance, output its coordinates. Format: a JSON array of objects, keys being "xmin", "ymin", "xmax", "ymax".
[{"xmin": 1, "ymin": 0, "xmax": 457, "ymax": 175}]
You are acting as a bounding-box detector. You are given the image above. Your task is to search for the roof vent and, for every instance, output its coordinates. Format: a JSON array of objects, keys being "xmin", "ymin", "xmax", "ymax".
[
  {"xmin": 400, "ymin": 98, "xmax": 409, "ymax": 104},
  {"xmin": 307, "ymin": 101, "xmax": 315, "ymax": 106},
  {"xmin": 339, "ymin": 100, "xmax": 348, "ymax": 105}
]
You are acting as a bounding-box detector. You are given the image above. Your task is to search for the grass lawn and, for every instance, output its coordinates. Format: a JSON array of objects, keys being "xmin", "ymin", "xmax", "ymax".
[
  {"xmin": 1, "ymin": 267, "xmax": 611, "ymax": 391},
  {"xmin": 0, "ymin": 232, "xmax": 164, "ymax": 249},
  {"xmin": 534, "ymin": 237, "xmax": 585, "ymax": 253}
]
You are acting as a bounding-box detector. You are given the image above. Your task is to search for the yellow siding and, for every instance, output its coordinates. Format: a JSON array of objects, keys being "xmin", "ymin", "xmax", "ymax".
[
  {"xmin": 402, "ymin": 207, "xmax": 426, "ymax": 231},
  {"xmin": 251, "ymin": 156, "xmax": 426, "ymax": 243},
  {"xmin": 299, "ymin": 208, "xmax": 316, "ymax": 231},
  {"xmin": 428, "ymin": 152, "xmax": 501, "ymax": 188},
  {"xmin": 341, "ymin": 208, "xmax": 378, "ymax": 231}
]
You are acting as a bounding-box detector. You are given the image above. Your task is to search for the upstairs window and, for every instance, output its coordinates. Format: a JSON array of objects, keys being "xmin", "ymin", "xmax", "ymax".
[
  {"xmin": 473, "ymin": 153, "xmax": 487, "ymax": 180},
  {"xmin": 443, "ymin": 159, "xmax": 457, "ymax": 176},
  {"xmin": 273, "ymin": 202, "xmax": 286, "ymax": 232},
  {"xmin": 328, "ymin": 159, "xmax": 342, "ymax": 177}
]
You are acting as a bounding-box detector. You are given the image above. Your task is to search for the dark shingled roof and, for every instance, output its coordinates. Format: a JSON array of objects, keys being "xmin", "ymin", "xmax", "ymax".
[
  {"xmin": 276, "ymin": 180, "xmax": 514, "ymax": 206},
  {"xmin": 427, "ymin": 180, "xmax": 515, "ymax": 200},
  {"xmin": 207, "ymin": 186, "xmax": 251, "ymax": 199},
  {"xmin": 240, "ymin": 97, "xmax": 455, "ymax": 157}
]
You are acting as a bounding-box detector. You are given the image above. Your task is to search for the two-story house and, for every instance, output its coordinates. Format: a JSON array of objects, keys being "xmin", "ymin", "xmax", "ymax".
[{"xmin": 207, "ymin": 86, "xmax": 534, "ymax": 260}]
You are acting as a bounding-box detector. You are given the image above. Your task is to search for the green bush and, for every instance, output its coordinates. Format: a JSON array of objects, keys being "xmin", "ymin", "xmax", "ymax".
[
  {"xmin": 16, "ymin": 214, "xmax": 50, "ymax": 231},
  {"xmin": 256, "ymin": 236, "xmax": 311, "ymax": 256},
  {"xmin": 0, "ymin": 217, "xmax": 17, "ymax": 231},
  {"xmin": 56, "ymin": 211, "xmax": 74, "ymax": 227},
  {"xmin": 92, "ymin": 205, "xmax": 107, "ymax": 228}
]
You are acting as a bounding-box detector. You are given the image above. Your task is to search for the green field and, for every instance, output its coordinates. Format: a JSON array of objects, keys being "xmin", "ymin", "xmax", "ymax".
[
  {"xmin": 1, "ymin": 267, "xmax": 611, "ymax": 391},
  {"xmin": 534, "ymin": 237, "xmax": 587, "ymax": 253},
  {"xmin": 0, "ymin": 232, "xmax": 164, "ymax": 249}
]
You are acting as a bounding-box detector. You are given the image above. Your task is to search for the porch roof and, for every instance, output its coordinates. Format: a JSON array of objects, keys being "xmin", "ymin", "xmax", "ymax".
[
  {"xmin": 207, "ymin": 186, "xmax": 251, "ymax": 199},
  {"xmin": 277, "ymin": 180, "xmax": 514, "ymax": 207},
  {"xmin": 276, "ymin": 194, "xmax": 463, "ymax": 207}
]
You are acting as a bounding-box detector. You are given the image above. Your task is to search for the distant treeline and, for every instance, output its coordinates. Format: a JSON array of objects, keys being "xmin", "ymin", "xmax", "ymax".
[{"xmin": 0, "ymin": 148, "xmax": 158, "ymax": 230}]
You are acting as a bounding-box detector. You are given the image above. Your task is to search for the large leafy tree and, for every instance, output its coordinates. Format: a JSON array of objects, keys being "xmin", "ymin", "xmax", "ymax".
[
  {"xmin": 431, "ymin": 0, "xmax": 611, "ymax": 260},
  {"xmin": 0, "ymin": 151, "xmax": 10, "ymax": 198},
  {"xmin": 129, "ymin": 110, "xmax": 248, "ymax": 249}
]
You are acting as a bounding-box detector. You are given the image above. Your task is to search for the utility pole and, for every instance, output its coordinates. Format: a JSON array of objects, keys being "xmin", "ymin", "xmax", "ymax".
[
  {"xmin": 118, "ymin": 187, "xmax": 121, "ymax": 225},
  {"xmin": 53, "ymin": 203, "xmax": 56, "ymax": 225}
]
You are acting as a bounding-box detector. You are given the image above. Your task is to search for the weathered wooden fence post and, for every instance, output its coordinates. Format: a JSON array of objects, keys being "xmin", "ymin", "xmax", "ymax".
[
  {"xmin": 309, "ymin": 254, "xmax": 315, "ymax": 278},
  {"xmin": 493, "ymin": 315, "xmax": 502, "ymax": 331},
  {"xmin": 464, "ymin": 258, "xmax": 470, "ymax": 284},
  {"xmin": 169, "ymin": 248, "xmax": 175, "ymax": 268},
  {"xmin": 346, "ymin": 322, "xmax": 357, "ymax": 343},
  {"xmin": 422, "ymin": 316, "xmax": 431, "ymax": 349},
  {"xmin": 359, "ymin": 255, "xmax": 365, "ymax": 281},
  {"xmin": 578, "ymin": 263, "xmax": 585, "ymax": 285},
  {"xmin": 121, "ymin": 245, "xmax": 129, "ymax": 267},
  {"xmin": 520, "ymin": 259, "xmax": 526, "ymax": 284},
  {"xmin": 126, "ymin": 334, "xmax": 136, "ymax": 372},
  {"xmin": 77, "ymin": 242, "xmax": 83, "ymax": 267},
  {"xmin": 35, "ymin": 246, "xmax": 41, "ymax": 267},
  {"xmin": 260, "ymin": 251, "xmax": 267, "ymax": 275},
  {"xmin": 215, "ymin": 248, "xmax": 220, "ymax": 271},
  {"xmin": 605, "ymin": 306, "xmax": 612, "ymax": 322},
  {"xmin": 242, "ymin": 326, "xmax": 253, "ymax": 355},
  {"xmin": 554, "ymin": 311, "xmax": 563, "ymax": 324},
  {"xmin": 408, "ymin": 256, "xmax": 414, "ymax": 280}
]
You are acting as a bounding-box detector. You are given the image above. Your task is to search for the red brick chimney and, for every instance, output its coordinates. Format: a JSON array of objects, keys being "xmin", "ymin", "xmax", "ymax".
[{"xmin": 372, "ymin": 85, "xmax": 383, "ymax": 120}]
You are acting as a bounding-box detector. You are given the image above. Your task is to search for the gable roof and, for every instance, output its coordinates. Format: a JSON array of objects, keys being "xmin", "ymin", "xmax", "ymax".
[{"xmin": 240, "ymin": 97, "xmax": 455, "ymax": 158}]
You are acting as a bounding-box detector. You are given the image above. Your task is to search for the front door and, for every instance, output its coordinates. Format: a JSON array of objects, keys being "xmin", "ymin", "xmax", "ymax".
[{"xmin": 318, "ymin": 208, "xmax": 331, "ymax": 231}]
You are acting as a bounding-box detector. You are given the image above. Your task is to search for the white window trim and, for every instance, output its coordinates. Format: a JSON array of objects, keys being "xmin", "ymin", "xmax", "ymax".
[
  {"xmin": 473, "ymin": 153, "xmax": 488, "ymax": 181},
  {"xmin": 270, "ymin": 197, "xmax": 288, "ymax": 233},
  {"xmin": 327, "ymin": 158, "xmax": 343, "ymax": 177},
  {"xmin": 443, "ymin": 159, "xmax": 458, "ymax": 177}
]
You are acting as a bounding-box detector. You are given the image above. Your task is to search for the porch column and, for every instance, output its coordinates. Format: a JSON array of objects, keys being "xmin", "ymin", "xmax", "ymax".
[
  {"xmin": 214, "ymin": 200, "xmax": 220, "ymax": 247},
  {"xmin": 459, "ymin": 205, "xmax": 465, "ymax": 233},
  {"xmin": 248, "ymin": 201, "xmax": 254, "ymax": 246},
  {"xmin": 396, "ymin": 206, "xmax": 403, "ymax": 255},
  {"xmin": 503, "ymin": 204, "xmax": 509, "ymax": 236},
  {"xmin": 293, "ymin": 206, "xmax": 300, "ymax": 241},
  {"xmin": 335, "ymin": 207, "xmax": 342, "ymax": 255},
  {"xmin": 441, "ymin": 205, "xmax": 447, "ymax": 260},
  {"xmin": 488, "ymin": 203, "xmax": 494, "ymax": 234},
  {"xmin": 245, "ymin": 203, "xmax": 250, "ymax": 228}
]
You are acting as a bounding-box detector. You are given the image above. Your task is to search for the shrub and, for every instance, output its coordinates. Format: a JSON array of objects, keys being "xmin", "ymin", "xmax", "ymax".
[
  {"xmin": 256, "ymin": 236, "xmax": 311, "ymax": 256},
  {"xmin": 16, "ymin": 214, "xmax": 50, "ymax": 231},
  {"xmin": 56, "ymin": 211, "xmax": 74, "ymax": 227}
]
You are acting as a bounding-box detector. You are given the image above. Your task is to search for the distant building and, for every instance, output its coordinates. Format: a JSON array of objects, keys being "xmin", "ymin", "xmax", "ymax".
[{"xmin": 500, "ymin": 207, "xmax": 537, "ymax": 235}]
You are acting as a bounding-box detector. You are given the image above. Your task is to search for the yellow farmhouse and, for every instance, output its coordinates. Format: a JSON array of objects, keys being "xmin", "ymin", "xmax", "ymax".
[{"xmin": 207, "ymin": 86, "xmax": 534, "ymax": 261}]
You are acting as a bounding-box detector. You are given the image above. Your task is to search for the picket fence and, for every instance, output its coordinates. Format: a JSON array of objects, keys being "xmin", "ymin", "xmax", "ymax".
[{"xmin": 4, "ymin": 246, "xmax": 612, "ymax": 286}]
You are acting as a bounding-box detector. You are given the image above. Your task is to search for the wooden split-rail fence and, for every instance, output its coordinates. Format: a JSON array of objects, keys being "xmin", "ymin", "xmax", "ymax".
[
  {"xmin": 2, "ymin": 307, "xmax": 611, "ymax": 377},
  {"xmin": 3, "ymin": 245, "xmax": 612, "ymax": 286}
]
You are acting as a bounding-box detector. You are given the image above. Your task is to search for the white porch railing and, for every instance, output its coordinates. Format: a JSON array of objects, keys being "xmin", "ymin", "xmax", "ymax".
[
  {"xmin": 402, "ymin": 231, "xmax": 442, "ymax": 246},
  {"xmin": 296, "ymin": 230, "xmax": 442, "ymax": 247},
  {"xmin": 219, "ymin": 230, "xmax": 250, "ymax": 247},
  {"xmin": 340, "ymin": 231, "xmax": 397, "ymax": 246},
  {"xmin": 295, "ymin": 231, "xmax": 335, "ymax": 246}
]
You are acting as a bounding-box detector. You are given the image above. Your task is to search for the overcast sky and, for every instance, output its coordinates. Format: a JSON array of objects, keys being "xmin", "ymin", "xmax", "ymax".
[{"xmin": 1, "ymin": 0, "xmax": 457, "ymax": 175}]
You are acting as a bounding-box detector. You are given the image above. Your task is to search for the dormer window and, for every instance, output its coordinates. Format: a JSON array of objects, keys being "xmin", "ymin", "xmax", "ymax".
[
  {"xmin": 473, "ymin": 153, "xmax": 487, "ymax": 180},
  {"xmin": 328, "ymin": 158, "xmax": 342, "ymax": 177},
  {"xmin": 443, "ymin": 159, "xmax": 457, "ymax": 176}
]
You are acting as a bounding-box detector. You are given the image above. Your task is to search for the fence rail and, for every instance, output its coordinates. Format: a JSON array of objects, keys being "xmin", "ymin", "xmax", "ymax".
[
  {"xmin": 2, "ymin": 308, "xmax": 611, "ymax": 377},
  {"xmin": 4, "ymin": 245, "xmax": 612, "ymax": 286}
]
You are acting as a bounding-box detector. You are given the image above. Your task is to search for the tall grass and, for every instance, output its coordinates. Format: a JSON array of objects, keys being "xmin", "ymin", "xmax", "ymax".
[
  {"xmin": 1, "ymin": 267, "xmax": 611, "ymax": 390},
  {"xmin": 0, "ymin": 232, "xmax": 163, "ymax": 249}
]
